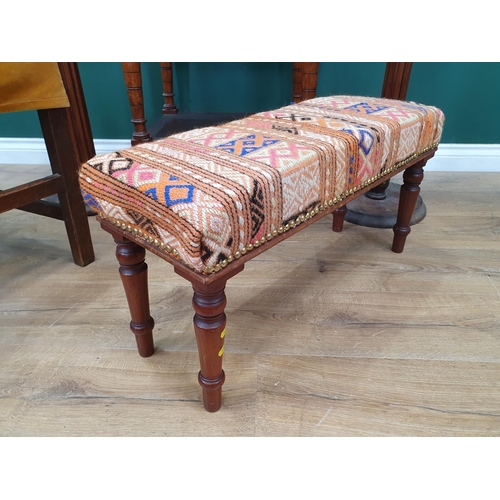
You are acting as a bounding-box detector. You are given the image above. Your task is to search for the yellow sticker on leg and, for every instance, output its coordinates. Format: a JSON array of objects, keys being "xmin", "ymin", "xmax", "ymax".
[
  {"xmin": 220, "ymin": 327, "xmax": 226, "ymax": 339},
  {"xmin": 218, "ymin": 346, "xmax": 224, "ymax": 357}
]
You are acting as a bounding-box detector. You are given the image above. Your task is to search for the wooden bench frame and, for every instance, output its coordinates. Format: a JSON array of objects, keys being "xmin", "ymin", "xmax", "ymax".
[{"xmin": 97, "ymin": 145, "xmax": 436, "ymax": 412}]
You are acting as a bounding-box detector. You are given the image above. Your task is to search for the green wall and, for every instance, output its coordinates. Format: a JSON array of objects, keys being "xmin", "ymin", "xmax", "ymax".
[{"xmin": 1, "ymin": 62, "xmax": 499, "ymax": 144}]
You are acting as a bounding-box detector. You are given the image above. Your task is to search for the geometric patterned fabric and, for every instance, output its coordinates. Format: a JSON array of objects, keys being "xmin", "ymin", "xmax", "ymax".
[{"xmin": 79, "ymin": 95, "xmax": 444, "ymax": 274}]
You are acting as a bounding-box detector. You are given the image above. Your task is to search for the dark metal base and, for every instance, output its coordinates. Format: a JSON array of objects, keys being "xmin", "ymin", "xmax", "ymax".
[{"xmin": 344, "ymin": 181, "xmax": 426, "ymax": 229}]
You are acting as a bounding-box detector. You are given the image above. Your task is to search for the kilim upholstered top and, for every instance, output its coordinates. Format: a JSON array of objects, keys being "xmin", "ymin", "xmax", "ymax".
[{"xmin": 79, "ymin": 95, "xmax": 444, "ymax": 275}]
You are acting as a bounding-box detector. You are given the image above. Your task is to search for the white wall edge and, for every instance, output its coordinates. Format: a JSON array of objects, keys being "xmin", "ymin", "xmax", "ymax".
[
  {"xmin": 426, "ymin": 144, "xmax": 500, "ymax": 172},
  {"xmin": 0, "ymin": 138, "xmax": 499, "ymax": 172},
  {"xmin": 0, "ymin": 138, "xmax": 131, "ymax": 165}
]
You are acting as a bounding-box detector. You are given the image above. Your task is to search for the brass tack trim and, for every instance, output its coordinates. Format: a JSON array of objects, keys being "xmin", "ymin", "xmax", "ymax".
[
  {"xmin": 201, "ymin": 142, "xmax": 439, "ymax": 275},
  {"xmin": 101, "ymin": 143, "xmax": 439, "ymax": 276}
]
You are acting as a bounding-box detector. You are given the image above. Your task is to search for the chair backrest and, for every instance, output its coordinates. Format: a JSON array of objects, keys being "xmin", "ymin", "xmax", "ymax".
[
  {"xmin": 121, "ymin": 62, "xmax": 321, "ymax": 146},
  {"xmin": 381, "ymin": 62, "xmax": 413, "ymax": 100},
  {"xmin": 121, "ymin": 62, "xmax": 412, "ymax": 146}
]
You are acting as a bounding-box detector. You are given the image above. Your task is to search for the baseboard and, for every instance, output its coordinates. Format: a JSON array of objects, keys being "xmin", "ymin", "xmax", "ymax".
[
  {"xmin": 0, "ymin": 138, "xmax": 130, "ymax": 165},
  {"xmin": 0, "ymin": 138, "xmax": 499, "ymax": 172},
  {"xmin": 424, "ymin": 144, "xmax": 500, "ymax": 172}
]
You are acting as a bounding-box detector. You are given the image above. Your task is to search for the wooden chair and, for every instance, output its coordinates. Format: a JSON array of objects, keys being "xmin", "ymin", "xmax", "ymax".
[
  {"xmin": 79, "ymin": 63, "xmax": 444, "ymax": 412},
  {"xmin": 0, "ymin": 62, "xmax": 95, "ymax": 267}
]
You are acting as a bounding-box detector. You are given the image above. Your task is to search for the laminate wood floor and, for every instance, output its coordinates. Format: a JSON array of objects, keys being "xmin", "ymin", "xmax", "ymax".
[{"xmin": 1, "ymin": 166, "xmax": 500, "ymax": 436}]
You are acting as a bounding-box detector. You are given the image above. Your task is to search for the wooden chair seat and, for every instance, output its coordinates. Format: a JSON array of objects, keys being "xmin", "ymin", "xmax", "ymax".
[{"xmin": 79, "ymin": 94, "xmax": 444, "ymax": 412}]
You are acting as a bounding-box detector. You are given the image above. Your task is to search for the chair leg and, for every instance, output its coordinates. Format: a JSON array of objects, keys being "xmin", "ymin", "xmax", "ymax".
[
  {"xmin": 392, "ymin": 161, "xmax": 425, "ymax": 253},
  {"xmin": 38, "ymin": 107, "xmax": 95, "ymax": 267},
  {"xmin": 114, "ymin": 234, "xmax": 155, "ymax": 357},
  {"xmin": 332, "ymin": 205, "xmax": 347, "ymax": 232}
]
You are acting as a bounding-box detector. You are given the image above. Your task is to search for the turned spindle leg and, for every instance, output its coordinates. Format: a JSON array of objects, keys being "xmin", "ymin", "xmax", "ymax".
[
  {"xmin": 392, "ymin": 162, "xmax": 425, "ymax": 253},
  {"xmin": 122, "ymin": 62, "xmax": 152, "ymax": 146},
  {"xmin": 174, "ymin": 264, "xmax": 242, "ymax": 412},
  {"xmin": 114, "ymin": 234, "xmax": 155, "ymax": 357},
  {"xmin": 160, "ymin": 62, "xmax": 178, "ymax": 115},
  {"xmin": 191, "ymin": 280, "xmax": 229, "ymax": 412},
  {"xmin": 332, "ymin": 205, "xmax": 347, "ymax": 232},
  {"xmin": 292, "ymin": 62, "xmax": 303, "ymax": 103}
]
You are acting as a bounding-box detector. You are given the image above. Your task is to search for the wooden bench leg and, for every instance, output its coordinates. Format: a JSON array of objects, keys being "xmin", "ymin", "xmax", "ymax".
[
  {"xmin": 174, "ymin": 264, "xmax": 243, "ymax": 412},
  {"xmin": 114, "ymin": 234, "xmax": 155, "ymax": 357},
  {"xmin": 332, "ymin": 205, "xmax": 347, "ymax": 232},
  {"xmin": 392, "ymin": 161, "xmax": 425, "ymax": 253},
  {"xmin": 191, "ymin": 279, "xmax": 229, "ymax": 412}
]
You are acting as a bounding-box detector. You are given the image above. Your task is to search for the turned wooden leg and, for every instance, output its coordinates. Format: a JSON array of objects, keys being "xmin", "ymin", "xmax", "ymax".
[
  {"xmin": 191, "ymin": 279, "xmax": 228, "ymax": 412},
  {"xmin": 114, "ymin": 234, "xmax": 155, "ymax": 357},
  {"xmin": 392, "ymin": 162, "xmax": 425, "ymax": 253},
  {"xmin": 292, "ymin": 62, "xmax": 303, "ymax": 103},
  {"xmin": 332, "ymin": 205, "xmax": 347, "ymax": 232},
  {"xmin": 122, "ymin": 62, "xmax": 152, "ymax": 146},
  {"xmin": 160, "ymin": 62, "xmax": 178, "ymax": 114},
  {"xmin": 174, "ymin": 264, "xmax": 243, "ymax": 412}
]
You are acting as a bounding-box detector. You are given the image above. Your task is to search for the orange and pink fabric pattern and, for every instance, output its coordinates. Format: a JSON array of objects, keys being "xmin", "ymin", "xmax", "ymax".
[{"xmin": 79, "ymin": 95, "xmax": 444, "ymax": 274}]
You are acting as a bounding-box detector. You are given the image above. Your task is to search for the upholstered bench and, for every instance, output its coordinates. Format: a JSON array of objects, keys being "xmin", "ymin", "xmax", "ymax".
[{"xmin": 79, "ymin": 95, "xmax": 444, "ymax": 412}]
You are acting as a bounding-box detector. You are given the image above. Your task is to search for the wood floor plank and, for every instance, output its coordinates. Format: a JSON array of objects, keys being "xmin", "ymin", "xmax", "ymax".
[
  {"xmin": 0, "ymin": 345, "xmax": 256, "ymax": 436},
  {"xmin": 255, "ymin": 355, "xmax": 500, "ymax": 437}
]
